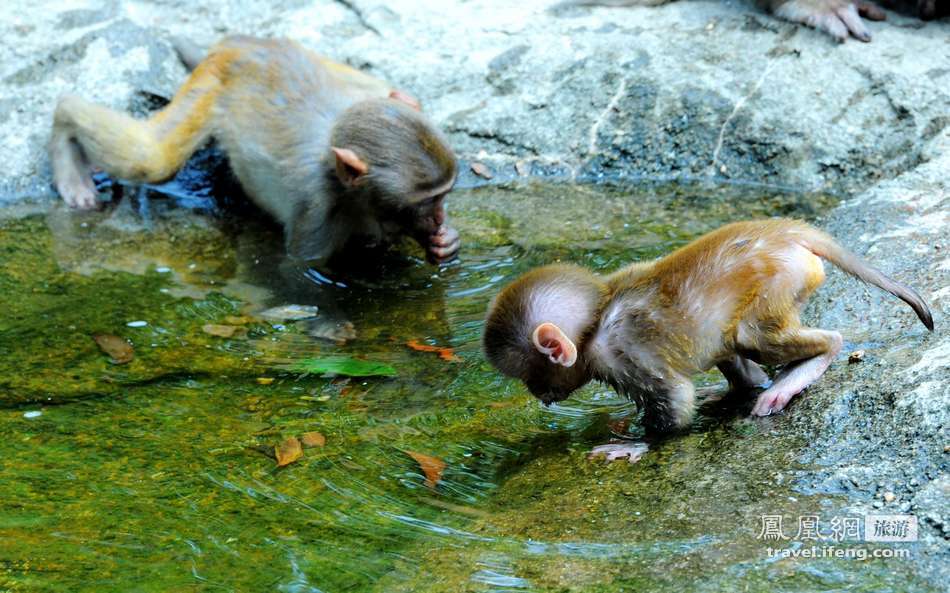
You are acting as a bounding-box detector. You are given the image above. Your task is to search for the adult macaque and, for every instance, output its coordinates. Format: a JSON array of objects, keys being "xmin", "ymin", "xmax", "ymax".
[
  {"xmin": 559, "ymin": 0, "xmax": 889, "ymax": 43},
  {"xmin": 483, "ymin": 220, "xmax": 933, "ymax": 462},
  {"xmin": 49, "ymin": 36, "xmax": 460, "ymax": 265}
]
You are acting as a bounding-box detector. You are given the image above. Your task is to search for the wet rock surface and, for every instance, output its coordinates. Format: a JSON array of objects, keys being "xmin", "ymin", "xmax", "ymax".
[{"xmin": 0, "ymin": 0, "xmax": 947, "ymax": 590}]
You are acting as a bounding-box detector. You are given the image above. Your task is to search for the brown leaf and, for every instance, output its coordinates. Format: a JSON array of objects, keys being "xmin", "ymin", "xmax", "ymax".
[
  {"xmin": 202, "ymin": 324, "xmax": 242, "ymax": 338},
  {"xmin": 93, "ymin": 334, "xmax": 134, "ymax": 364},
  {"xmin": 300, "ymin": 432, "xmax": 326, "ymax": 448},
  {"xmin": 407, "ymin": 450, "xmax": 447, "ymax": 489},
  {"xmin": 275, "ymin": 437, "xmax": 303, "ymax": 467},
  {"xmin": 470, "ymin": 162, "xmax": 494, "ymax": 180},
  {"xmin": 848, "ymin": 350, "xmax": 865, "ymax": 364}
]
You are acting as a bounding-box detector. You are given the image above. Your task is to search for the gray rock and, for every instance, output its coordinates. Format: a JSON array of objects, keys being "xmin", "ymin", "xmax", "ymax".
[{"xmin": 0, "ymin": 12, "xmax": 185, "ymax": 205}]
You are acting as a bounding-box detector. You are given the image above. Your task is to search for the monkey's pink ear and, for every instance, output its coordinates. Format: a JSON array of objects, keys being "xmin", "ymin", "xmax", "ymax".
[
  {"xmin": 332, "ymin": 147, "xmax": 369, "ymax": 186},
  {"xmin": 532, "ymin": 322, "xmax": 577, "ymax": 368},
  {"xmin": 389, "ymin": 89, "xmax": 421, "ymax": 111}
]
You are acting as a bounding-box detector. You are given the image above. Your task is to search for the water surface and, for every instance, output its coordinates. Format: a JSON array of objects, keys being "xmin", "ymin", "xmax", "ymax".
[{"xmin": 0, "ymin": 182, "xmax": 932, "ymax": 592}]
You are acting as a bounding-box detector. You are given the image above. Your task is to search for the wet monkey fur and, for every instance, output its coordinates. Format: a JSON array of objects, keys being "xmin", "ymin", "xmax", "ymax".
[
  {"xmin": 484, "ymin": 220, "xmax": 933, "ymax": 459},
  {"xmin": 49, "ymin": 36, "xmax": 459, "ymax": 265}
]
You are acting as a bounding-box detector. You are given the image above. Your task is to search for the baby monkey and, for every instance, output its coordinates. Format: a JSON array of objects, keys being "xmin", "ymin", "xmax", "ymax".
[
  {"xmin": 49, "ymin": 36, "xmax": 459, "ymax": 265},
  {"xmin": 484, "ymin": 219, "xmax": 933, "ymax": 461}
]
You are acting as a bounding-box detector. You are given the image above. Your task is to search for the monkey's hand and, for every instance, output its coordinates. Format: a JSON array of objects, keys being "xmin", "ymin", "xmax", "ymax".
[
  {"xmin": 773, "ymin": 0, "xmax": 885, "ymax": 43},
  {"xmin": 587, "ymin": 441, "xmax": 649, "ymax": 464},
  {"xmin": 426, "ymin": 225, "xmax": 460, "ymax": 264}
]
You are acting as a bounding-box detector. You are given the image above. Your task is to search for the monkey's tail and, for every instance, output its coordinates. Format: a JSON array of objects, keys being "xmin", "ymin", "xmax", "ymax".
[
  {"xmin": 801, "ymin": 227, "xmax": 934, "ymax": 331},
  {"xmin": 170, "ymin": 36, "xmax": 207, "ymax": 72}
]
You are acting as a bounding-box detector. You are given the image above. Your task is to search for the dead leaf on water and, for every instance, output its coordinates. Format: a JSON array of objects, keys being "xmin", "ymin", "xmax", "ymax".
[
  {"xmin": 275, "ymin": 437, "xmax": 303, "ymax": 467},
  {"xmin": 406, "ymin": 339, "xmax": 460, "ymax": 362},
  {"xmin": 202, "ymin": 324, "xmax": 243, "ymax": 338},
  {"xmin": 407, "ymin": 450, "xmax": 447, "ymax": 489},
  {"xmin": 470, "ymin": 162, "xmax": 493, "ymax": 179},
  {"xmin": 92, "ymin": 334, "xmax": 134, "ymax": 364},
  {"xmin": 300, "ymin": 432, "xmax": 326, "ymax": 448}
]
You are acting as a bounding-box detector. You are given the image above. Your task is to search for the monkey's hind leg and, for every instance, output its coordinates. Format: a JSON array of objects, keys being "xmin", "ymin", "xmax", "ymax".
[
  {"xmin": 717, "ymin": 355, "xmax": 771, "ymax": 393},
  {"xmin": 750, "ymin": 328, "xmax": 843, "ymax": 416},
  {"xmin": 49, "ymin": 58, "xmax": 224, "ymax": 208}
]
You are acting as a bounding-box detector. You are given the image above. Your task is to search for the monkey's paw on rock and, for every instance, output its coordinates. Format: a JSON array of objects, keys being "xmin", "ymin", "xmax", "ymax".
[{"xmin": 587, "ymin": 442, "xmax": 649, "ymax": 464}]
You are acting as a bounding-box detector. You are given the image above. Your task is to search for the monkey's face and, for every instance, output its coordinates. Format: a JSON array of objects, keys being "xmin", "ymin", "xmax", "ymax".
[
  {"xmin": 333, "ymin": 99, "xmax": 459, "ymax": 264},
  {"xmin": 523, "ymin": 361, "xmax": 590, "ymax": 406}
]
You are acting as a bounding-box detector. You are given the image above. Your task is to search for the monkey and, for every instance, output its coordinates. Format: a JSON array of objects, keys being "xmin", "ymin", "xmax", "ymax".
[
  {"xmin": 483, "ymin": 219, "xmax": 933, "ymax": 462},
  {"xmin": 877, "ymin": 0, "xmax": 949, "ymax": 19},
  {"xmin": 556, "ymin": 0, "xmax": 890, "ymax": 43},
  {"xmin": 49, "ymin": 36, "xmax": 460, "ymax": 266}
]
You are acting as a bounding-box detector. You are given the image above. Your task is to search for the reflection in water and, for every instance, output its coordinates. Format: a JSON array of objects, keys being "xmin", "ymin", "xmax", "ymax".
[{"xmin": 0, "ymin": 182, "xmax": 933, "ymax": 592}]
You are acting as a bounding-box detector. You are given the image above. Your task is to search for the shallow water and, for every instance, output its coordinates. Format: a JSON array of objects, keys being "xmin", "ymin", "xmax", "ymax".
[{"xmin": 0, "ymin": 182, "xmax": 934, "ymax": 592}]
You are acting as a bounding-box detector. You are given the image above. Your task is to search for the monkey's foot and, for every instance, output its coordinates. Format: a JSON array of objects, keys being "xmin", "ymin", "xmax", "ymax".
[
  {"xmin": 56, "ymin": 169, "xmax": 99, "ymax": 209},
  {"xmin": 588, "ymin": 442, "xmax": 649, "ymax": 464},
  {"xmin": 774, "ymin": 0, "xmax": 875, "ymax": 42}
]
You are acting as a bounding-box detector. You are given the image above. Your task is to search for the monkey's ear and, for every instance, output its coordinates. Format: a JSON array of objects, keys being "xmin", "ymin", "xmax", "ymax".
[
  {"xmin": 332, "ymin": 147, "xmax": 369, "ymax": 186},
  {"xmin": 388, "ymin": 89, "xmax": 422, "ymax": 111},
  {"xmin": 532, "ymin": 322, "xmax": 577, "ymax": 367}
]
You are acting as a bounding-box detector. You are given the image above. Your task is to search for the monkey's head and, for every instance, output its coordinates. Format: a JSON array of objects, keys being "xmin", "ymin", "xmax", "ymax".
[
  {"xmin": 329, "ymin": 98, "xmax": 459, "ymax": 264},
  {"xmin": 483, "ymin": 264, "xmax": 605, "ymax": 405}
]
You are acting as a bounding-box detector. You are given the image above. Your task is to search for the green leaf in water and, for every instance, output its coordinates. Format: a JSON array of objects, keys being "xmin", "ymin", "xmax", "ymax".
[{"xmin": 286, "ymin": 357, "xmax": 397, "ymax": 378}]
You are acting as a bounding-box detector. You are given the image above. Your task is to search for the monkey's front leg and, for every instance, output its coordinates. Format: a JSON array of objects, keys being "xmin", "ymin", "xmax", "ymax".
[{"xmin": 589, "ymin": 374, "xmax": 695, "ymax": 464}]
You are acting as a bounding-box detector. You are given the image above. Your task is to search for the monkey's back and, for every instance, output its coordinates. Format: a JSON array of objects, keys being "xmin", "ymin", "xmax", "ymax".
[
  {"xmin": 604, "ymin": 219, "xmax": 828, "ymax": 369},
  {"xmin": 201, "ymin": 37, "xmax": 392, "ymax": 224}
]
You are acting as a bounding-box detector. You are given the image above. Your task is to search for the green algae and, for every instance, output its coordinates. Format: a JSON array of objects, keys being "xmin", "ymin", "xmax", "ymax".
[{"xmin": 0, "ymin": 184, "xmax": 936, "ymax": 593}]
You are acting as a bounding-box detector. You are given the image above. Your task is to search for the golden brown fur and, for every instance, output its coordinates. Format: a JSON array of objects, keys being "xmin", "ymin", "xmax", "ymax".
[
  {"xmin": 484, "ymin": 219, "xmax": 932, "ymax": 439},
  {"xmin": 49, "ymin": 36, "xmax": 459, "ymax": 265}
]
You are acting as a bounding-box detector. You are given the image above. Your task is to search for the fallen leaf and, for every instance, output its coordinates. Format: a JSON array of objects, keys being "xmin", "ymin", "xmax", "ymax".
[
  {"xmin": 275, "ymin": 437, "xmax": 303, "ymax": 467},
  {"xmin": 202, "ymin": 323, "xmax": 242, "ymax": 338},
  {"xmin": 848, "ymin": 350, "xmax": 865, "ymax": 364},
  {"xmin": 256, "ymin": 377, "xmax": 275, "ymax": 385},
  {"xmin": 287, "ymin": 357, "xmax": 397, "ymax": 377},
  {"xmin": 470, "ymin": 162, "xmax": 494, "ymax": 180},
  {"xmin": 258, "ymin": 304, "xmax": 319, "ymax": 322},
  {"xmin": 406, "ymin": 339, "xmax": 460, "ymax": 362},
  {"xmin": 407, "ymin": 450, "xmax": 447, "ymax": 489},
  {"xmin": 92, "ymin": 334, "xmax": 134, "ymax": 364},
  {"xmin": 300, "ymin": 432, "xmax": 326, "ymax": 448}
]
